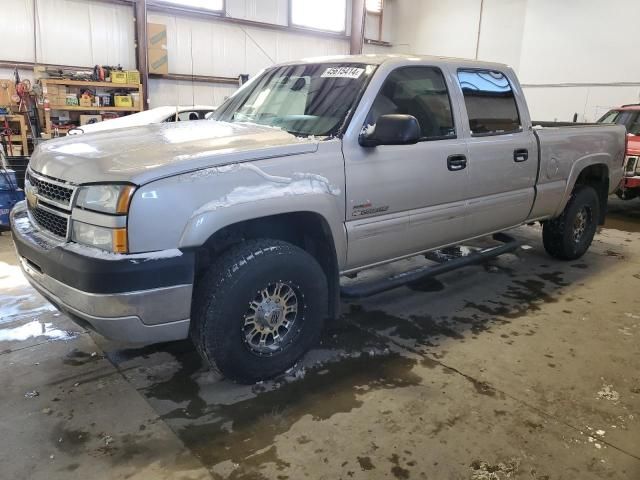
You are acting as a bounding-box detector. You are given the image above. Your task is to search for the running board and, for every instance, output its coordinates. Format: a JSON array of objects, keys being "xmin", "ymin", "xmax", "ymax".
[{"xmin": 340, "ymin": 233, "xmax": 521, "ymax": 299}]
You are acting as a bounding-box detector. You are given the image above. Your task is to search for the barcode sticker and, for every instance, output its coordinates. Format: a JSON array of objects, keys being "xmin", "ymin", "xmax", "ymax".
[{"xmin": 321, "ymin": 67, "xmax": 365, "ymax": 79}]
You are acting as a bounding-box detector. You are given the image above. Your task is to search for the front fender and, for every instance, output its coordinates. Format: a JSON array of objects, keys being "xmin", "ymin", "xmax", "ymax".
[
  {"xmin": 127, "ymin": 147, "xmax": 347, "ymax": 266},
  {"xmin": 179, "ymin": 185, "xmax": 346, "ymax": 264}
]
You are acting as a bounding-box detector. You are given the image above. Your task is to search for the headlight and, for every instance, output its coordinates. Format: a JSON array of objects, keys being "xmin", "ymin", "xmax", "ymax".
[
  {"xmin": 72, "ymin": 221, "xmax": 128, "ymax": 253},
  {"xmin": 75, "ymin": 184, "xmax": 135, "ymax": 214}
]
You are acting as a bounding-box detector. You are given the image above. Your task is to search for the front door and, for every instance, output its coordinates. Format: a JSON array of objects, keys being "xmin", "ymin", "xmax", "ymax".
[{"xmin": 343, "ymin": 66, "xmax": 471, "ymax": 270}]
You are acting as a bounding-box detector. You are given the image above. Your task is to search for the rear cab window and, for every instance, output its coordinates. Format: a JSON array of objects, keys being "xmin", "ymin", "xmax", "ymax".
[
  {"xmin": 457, "ymin": 69, "xmax": 522, "ymax": 136},
  {"xmin": 365, "ymin": 66, "xmax": 456, "ymax": 141}
]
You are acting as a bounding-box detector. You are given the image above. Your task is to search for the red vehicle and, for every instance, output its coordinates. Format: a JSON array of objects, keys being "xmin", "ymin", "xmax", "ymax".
[{"xmin": 598, "ymin": 104, "xmax": 640, "ymax": 199}]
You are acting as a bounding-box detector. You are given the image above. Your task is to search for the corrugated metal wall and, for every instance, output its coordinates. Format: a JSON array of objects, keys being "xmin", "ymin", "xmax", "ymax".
[
  {"xmin": 0, "ymin": 0, "xmax": 135, "ymax": 68},
  {"xmin": 0, "ymin": 0, "xmax": 380, "ymax": 108}
]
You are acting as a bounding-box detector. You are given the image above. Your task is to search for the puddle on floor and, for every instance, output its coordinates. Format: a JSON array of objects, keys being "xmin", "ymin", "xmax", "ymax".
[{"xmin": 154, "ymin": 352, "xmax": 421, "ymax": 469}]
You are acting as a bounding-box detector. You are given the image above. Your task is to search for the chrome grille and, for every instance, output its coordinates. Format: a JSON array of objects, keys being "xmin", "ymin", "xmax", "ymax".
[
  {"xmin": 26, "ymin": 169, "xmax": 76, "ymax": 239},
  {"xmin": 31, "ymin": 206, "xmax": 68, "ymax": 238},
  {"xmin": 26, "ymin": 171, "xmax": 74, "ymax": 206}
]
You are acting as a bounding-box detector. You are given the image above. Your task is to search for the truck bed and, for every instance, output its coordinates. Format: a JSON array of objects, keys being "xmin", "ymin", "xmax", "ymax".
[{"xmin": 527, "ymin": 122, "xmax": 626, "ymax": 221}]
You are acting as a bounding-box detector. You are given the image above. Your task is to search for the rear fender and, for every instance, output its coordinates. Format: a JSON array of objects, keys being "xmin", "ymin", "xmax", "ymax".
[{"xmin": 554, "ymin": 154, "xmax": 611, "ymax": 217}]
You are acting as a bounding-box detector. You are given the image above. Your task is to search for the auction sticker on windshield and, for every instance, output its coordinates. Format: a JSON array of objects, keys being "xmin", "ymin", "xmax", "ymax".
[{"xmin": 321, "ymin": 67, "xmax": 365, "ymax": 79}]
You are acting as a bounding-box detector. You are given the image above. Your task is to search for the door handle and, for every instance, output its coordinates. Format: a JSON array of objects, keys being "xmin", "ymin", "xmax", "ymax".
[
  {"xmin": 514, "ymin": 149, "xmax": 529, "ymax": 162},
  {"xmin": 447, "ymin": 154, "xmax": 467, "ymax": 171}
]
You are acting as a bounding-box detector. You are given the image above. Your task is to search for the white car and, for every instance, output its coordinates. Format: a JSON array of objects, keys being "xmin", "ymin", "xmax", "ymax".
[{"xmin": 68, "ymin": 105, "xmax": 216, "ymax": 135}]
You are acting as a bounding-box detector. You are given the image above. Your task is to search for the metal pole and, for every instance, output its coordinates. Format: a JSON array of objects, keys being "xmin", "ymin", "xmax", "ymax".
[
  {"xmin": 134, "ymin": 0, "xmax": 149, "ymax": 110},
  {"xmin": 350, "ymin": 0, "xmax": 366, "ymax": 54}
]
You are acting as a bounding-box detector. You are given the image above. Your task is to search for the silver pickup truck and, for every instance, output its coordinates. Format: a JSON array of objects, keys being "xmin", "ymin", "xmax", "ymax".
[{"xmin": 11, "ymin": 55, "xmax": 625, "ymax": 382}]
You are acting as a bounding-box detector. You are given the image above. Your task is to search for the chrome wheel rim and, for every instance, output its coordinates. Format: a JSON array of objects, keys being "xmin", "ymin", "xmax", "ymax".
[
  {"xmin": 573, "ymin": 206, "xmax": 589, "ymax": 244},
  {"xmin": 242, "ymin": 282, "xmax": 301, "ymax": 355}
]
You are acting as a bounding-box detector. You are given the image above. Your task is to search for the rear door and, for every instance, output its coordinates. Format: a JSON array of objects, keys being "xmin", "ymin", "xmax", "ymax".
[
  {"xmin": 455, "ymin": 69, "xmax": 538, "ymax": 236},
  {"xmin": 343, "ymin": 65, "xmax": 471, "ymax": 269}
]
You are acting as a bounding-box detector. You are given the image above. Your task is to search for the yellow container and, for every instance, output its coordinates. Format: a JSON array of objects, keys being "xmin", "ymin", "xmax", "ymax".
[
  {"xmin": 126, "ymin": 70, "xmax": 141, "ymax": 85},
  {"xmin": 111, "ymin": 71, "xmax": 128, "ymax": 84},
  {"xmin": 114, "ymin": 95, "xmax": 133, "ymax": 108}
]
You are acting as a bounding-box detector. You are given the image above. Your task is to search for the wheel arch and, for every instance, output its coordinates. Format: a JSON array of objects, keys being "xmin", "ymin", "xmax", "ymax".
[
  {"xmin": 557, "ymin": 159, "xmax": 610, "ymax": 224},
  {"xmin": 192, "ymin": 211, "xmax": 342, "ymax": 320}
]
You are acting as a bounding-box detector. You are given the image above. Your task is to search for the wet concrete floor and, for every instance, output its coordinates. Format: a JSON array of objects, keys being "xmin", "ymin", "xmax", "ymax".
[{"xmin": 1, "ymin": 196, "xmax": 640, "ymax": 479}]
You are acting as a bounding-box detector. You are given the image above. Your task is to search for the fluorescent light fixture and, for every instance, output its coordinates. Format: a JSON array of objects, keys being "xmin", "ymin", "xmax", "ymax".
[
  {"xmin": 366, "ymin": 0, "xmax": 383, "ymax": 13},
  {"xmin": 161, "ymin": 0, "xmax": 223, "ymax": 11},
  {"xmin": 291, "ymin": 0, "xmax": 347, "ymax": 32}
]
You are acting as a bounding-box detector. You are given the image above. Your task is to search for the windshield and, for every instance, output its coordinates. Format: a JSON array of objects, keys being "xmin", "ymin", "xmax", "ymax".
[
  {"xmin": 212, "ymin": 63, "xmax": 376, "ymax": 137},
  {"xmin": 597, "ymin": 109, "xmax": 640, "ymax": 135}
]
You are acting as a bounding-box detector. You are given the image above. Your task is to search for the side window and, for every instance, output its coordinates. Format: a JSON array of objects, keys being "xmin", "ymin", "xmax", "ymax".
[
  {"xmin": 457, "ymin": 69, "xmax": 521, "ymax": 136},
  {"xmin": 177, "ymin": 111, "xmax": 200, "ymax": 121},
  {"xmin": 628, "ymin": 112, "xmax": 640, "ymax": 135},
  {"xmin": 365, "ymin": 67, "xmax": 456, "ymax": 140}
]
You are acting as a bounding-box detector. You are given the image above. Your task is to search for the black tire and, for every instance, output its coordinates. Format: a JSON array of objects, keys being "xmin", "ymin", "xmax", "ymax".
[
  {"xmin": 542, "ymin": 185, "xmax": 600, "ymax": 260},
  {"xmin": 190, "ymin": 239, "xmax": 327, "ymax": 383}
]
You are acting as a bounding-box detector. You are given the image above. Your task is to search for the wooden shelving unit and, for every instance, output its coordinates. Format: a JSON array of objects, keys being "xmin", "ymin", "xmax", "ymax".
[
  {"xmin": 40, "ymin": 78, "xmax": 144, "ymax": 137},
  {"xmin": 47, "ymin": 106, "xmax": 140, "ymax": 112}
]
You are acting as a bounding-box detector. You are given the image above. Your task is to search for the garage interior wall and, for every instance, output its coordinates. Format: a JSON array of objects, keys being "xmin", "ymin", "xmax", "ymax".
[
  {"xmin": 0, "ymin": 0, "xmax": 394, "ymax": 108},
  {"xmin": 4, "ymin": 0, "xmax": 633, "ymax": 122},
  {"xmin": 389, "ymin": 0, "xmax": 640, "ymax": 122}
]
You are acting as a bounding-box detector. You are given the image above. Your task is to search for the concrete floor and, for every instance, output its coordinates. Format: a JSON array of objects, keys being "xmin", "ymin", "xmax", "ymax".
[{"xmin": 1, "ymin": 198, "xmax": 639, "ymax": 480}]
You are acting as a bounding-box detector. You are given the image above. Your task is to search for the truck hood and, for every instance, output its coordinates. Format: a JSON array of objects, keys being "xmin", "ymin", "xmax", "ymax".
[{"xmin": 30, "ymin": 121, "xmax": 319, "ymax": 185}]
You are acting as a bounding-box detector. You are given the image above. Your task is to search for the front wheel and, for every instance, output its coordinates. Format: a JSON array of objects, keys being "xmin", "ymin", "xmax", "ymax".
[
  {"xmin": 542, "ymin": 185, "xmax": 600, "ymax": 261},
  {"xmin": 190, "ymin": 239, "xmax": 327, "ymax": 383}
]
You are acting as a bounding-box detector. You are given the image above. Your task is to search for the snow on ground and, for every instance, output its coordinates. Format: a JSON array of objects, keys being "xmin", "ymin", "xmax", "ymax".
[{"xmin": 0, "ymin": 261, "xmax": 55, "ymax": 324}]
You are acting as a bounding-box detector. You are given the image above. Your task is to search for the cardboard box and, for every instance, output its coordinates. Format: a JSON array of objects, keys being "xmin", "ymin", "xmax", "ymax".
[
  {"xmin": 114, "ymin": 95, "xmax": 133, "ymax": 108},
  {"xmin": 126, "ymin": 70, "xmax": 141, "ymax": 85},
  {"xmin": 111, "ymin": 71, "xmax": 128, "ymax": 84},
  {"xmin": 148, "ymin": 48, "xmax": 168, "ymax": 75},
  {"xmin": 130, "ymin": 92, "xmax": 141, "ymax": 109},
  {"xmin": 147, "ymin": 23, "xmax": 167, "ymax": 49},
  {"xmin": 80, "ymin": 115, "xmax": 102, "ymax": 126},
  {"xmin": 0, "ymin": 80, "xmax": 17, "ymax": 106},
  {"xmin": 65, "ymin": 94, "xmax": 79, "ymax": 106}
]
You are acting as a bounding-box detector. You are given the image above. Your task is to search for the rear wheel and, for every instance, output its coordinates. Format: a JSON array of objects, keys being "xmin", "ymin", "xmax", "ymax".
[
  {"xmin": 542, "ymin": 185, "xmax": 600, "ymax": 260},
  {"xmin": 190, "ymin": 239, "xmax": 327, "ymax": 383}
]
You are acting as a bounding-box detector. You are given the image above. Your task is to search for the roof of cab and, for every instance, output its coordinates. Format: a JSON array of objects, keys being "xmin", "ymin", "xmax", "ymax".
[
  {"xmin": 276, "ymin": 53, "xmax": 511, "ymax": 71},
  {"xmin": 616, "ymin": 104, "xmax": 640, "ymax": 111}
]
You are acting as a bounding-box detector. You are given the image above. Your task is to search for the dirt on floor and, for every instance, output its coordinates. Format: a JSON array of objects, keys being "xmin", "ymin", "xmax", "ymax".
[{"xmin": 1, "ymin": 197, "xmax": 640, "ymax": 479}]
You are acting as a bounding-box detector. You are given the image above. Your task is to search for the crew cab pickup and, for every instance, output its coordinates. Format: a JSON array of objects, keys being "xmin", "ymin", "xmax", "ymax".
[{"xmin": 10, "ymin": 55, "xmax": 625, "ymax": 382}]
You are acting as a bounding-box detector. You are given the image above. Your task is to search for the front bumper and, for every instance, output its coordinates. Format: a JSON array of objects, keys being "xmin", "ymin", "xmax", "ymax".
[{"xmin": 10, "ymin": 202, "xmax": 195, "ymax": 344}]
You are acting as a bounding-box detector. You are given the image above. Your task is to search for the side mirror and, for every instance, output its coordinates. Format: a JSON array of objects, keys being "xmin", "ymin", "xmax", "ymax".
[{"xmin": 359, "ymin": 114, "xmax": 421, "ymax": 147}]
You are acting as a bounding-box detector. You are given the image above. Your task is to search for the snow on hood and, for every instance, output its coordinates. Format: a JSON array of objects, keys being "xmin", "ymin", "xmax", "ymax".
[{"xmin": 30, "ymin": 121, "xmax": 319, "ymax": 185}]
